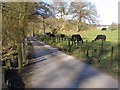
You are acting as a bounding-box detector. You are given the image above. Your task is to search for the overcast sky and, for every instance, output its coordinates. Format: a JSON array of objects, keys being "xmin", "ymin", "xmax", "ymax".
[{"xmin": 88, "ymin": 0, "xmax": 119, "ymax": 25}]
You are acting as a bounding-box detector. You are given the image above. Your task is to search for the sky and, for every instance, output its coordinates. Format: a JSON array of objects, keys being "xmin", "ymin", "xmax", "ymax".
[
  {"xmin": 88, "ymin": 0, "xmax": 119, "ymax": 25},
  {"xmin": 119, "ymin": 1, "xmax": 120, "ymax": 24},
  {"xmin": 3, "ymin": 0, "xmax": 118, "ymax": 25},
  {"xmin": 47, "ymin": 0, "xmax": 119, "ymax": 25},
  {"xmin": 50, "ymin": 0, "xmax": 119, "ymax": 25}
]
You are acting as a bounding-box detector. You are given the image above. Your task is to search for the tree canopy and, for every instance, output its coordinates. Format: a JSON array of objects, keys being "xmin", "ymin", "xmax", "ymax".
[{"xmin": 2, "ymin": 2, "xmax": 36, "ymax": 45}]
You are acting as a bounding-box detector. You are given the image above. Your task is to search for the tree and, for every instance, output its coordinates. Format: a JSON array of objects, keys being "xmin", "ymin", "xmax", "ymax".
[
  {"xmin": 34, "ymin": 2, "xmax": 54, "ymax": 35},
  {"xmin": 52, "ymin": 1, "xmax": 71, "ymax": 31},
  {"xmin": 2, "ymin": 2, "xmax": 36, "ymax": 44},
  {"xmin": 2, "ymin": 2, "xmax": 36, "ymax": 69},
  {"xmin": 69, "ymin": 1, "xmax": 98, "ymax": 32}
]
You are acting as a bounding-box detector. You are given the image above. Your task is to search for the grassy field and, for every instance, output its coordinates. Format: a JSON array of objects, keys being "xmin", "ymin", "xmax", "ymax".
[
  {"xmin": 58, "ymin": 29, "xmax": 118, "ymax": 42},
  {"xmin": 37, "ymin": 28, "xmax": 119, "ymax": 78}
]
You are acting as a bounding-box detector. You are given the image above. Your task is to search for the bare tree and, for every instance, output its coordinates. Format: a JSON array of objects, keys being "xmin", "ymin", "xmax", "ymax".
[
  {"xmin": 35, "ymin": 2, "xmax": 54, "ymax": 35},
  {"xmin": 52, "ymin": 1, "xmax": 71, "ymax": 31},
  {"xmin": 70, "ymin": 1, "xmax": 98, "ymax": 32}
]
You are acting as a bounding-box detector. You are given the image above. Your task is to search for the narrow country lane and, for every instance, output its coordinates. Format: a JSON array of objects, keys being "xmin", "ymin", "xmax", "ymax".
[{"xmin": 20, "ymin": 37, "xmax": 118, "ymax": 88}]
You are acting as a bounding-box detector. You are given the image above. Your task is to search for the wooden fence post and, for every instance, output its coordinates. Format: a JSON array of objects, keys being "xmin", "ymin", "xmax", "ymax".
[
  {"xmin": 48, "ymin": 37, "xmax": 49, "ymax": 43},
  {"xmin": 62, "ymin": 38, "xmax": 63, "ymax": 41},
  {"xmin": 44, "ymin": 37, "xmax": 45, "ymax": 42},
  {"xmin": 51, "ymin": 37, "xmax": 53, "ymax": 43},
  {"xmin": 67, "ymin": 38, "xmax": 71, "ymax": 52},
  {"xmin": 110, "ymin": 46, "xmax": 114, "ymax": 66},
  {"xmin": 22, "ymin": 38, "xmax": 27, "ymax": 65},
  {"xmin": 92, "ymin": 40, "xmax": 94, "ymax": 57},
  {"xmin": 53, "ymin": 37, "xmax": 55, "ymax": 43},
  {"xmin": 71, "ymin": 40, "xmax": 73, "ymax": 46},
  {"xmin": 86, "ymin": 40, "xmax": 88, "ymax": 48},
  {"xmin": 68, "ymin": 38, "xmax": 70, "ymax": 47},
  {"xmin": 66, "ymin": 38, "xmax": 69, "ymax": 44},
  {"xmin": 57, "ymin": 37, "xmax": 58, "ymax": 43},
  {"xmin": 17, "ymin": 42, "xmax": 23, "ymax": 69},
  {"xmin": 76, "ymin": 39, "xmax": 78, "ymax": 47},
  {"xmin": 54, "ymin": 37, "xmax": 56, "ymax": 43},
  {"xmin": 46, "ymin": 37, "xmax": 49, "ymax": 43},
  {"xmin": 56, "ymin": 37, "xmax": 58, "ymax": 43},
  {"xmin": 44, "ymin": 36, "xmax": 46, "ymax": 43},
  {"xmin": 86, "ymin": 49, "xmax": 89, "ymax": 57},
  {"xmin": 98, "ymin": 45, "xmax": 100, "ymax": 56},
  {"xmin": 85, "ymin": 40, "xmax": 89, "ymax": 57},
  {"xmin": 97, "ymin": 45, "xmax": 101, "ymax": 62},
  {"xmin": 58, "ymin": 37, "xmax": 60, "ymax": 42},
  {"xmin": 86, "ymin": 40, "xmax": 88, "ymax": 43},
  {"xmin": 81, "ymin": 43, "xmax": 83, "ymax": 49},
  {"xmin": 62, "ymin": 37, "xmax": 63, "ymax": 41},
  {"xmin": 92, "ymin": 40, "xmax": 94, "ymax": 52},
  {"xmin": 64, "ymin": 37, "xmax": 66, "ymax": 41},
  {"xmin": 50, "ymin": 37, "xmax": 51, "ymax": 43},
  {"xmin": 101, "ymin": 40, "xmax": 104, "ymax": 51}
]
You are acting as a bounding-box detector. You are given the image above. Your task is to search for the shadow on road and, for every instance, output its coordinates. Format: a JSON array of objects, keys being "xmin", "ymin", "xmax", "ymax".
[
  {"xmin": 66, "ymin": 64, "xmax": 100, "ymax": 88},
  {"xmin": 21, "ymin": 39, "xmax": 118, "ymax": 88},
  {"xmin": 32, "ymin": 57, "xmax": 100, "ymax": 88}
]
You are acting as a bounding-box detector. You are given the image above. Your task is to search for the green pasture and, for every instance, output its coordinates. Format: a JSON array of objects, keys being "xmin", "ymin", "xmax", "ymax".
[{"xmin": 58, "ymin": 29, "xmax": 118, "ymax": 43}]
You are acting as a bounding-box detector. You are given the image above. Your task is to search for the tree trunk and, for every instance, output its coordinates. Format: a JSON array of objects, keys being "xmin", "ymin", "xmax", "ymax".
[
  {"xmin": 60, "ymin": 19, "xmax": 65, "ymax": 31},
  {"xmin": 22, "ymin": 2, "xmax": 29, "ymax": 65},
  {"xmin": 76, "ymin": 17, "xmax": 82, "ymax": 32},
  {"xmin": 17, "ymin": 42, "xmax": 23, "ymax": 69},
  {"xmin": 23, "ymin": 38, "xmax": 27, "ymax": 64},
  {"xmin": 77, "ymin": 23, "xmax": 80, "ymax": 32},
  {"xmin": 43, "ymin": 17, "xmax": 46, "ymax": 35}
]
